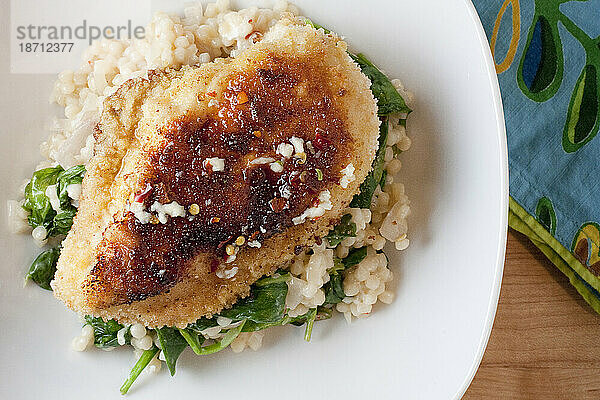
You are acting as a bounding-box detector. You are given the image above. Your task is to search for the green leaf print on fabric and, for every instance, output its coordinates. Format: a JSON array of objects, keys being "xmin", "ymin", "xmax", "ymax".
[
  {"xmin": 513, "ymin": 0, "xmax": 600, "ymax": 152},
  {"xmin": 518, "ymin": 13, "xmax": 564, "ymax": 101},
  {"xmin": 562, "ymin": 63, "xmax": 600, "ymax": 152},
  {"xmin": 535, "ymin": 196, "xmax": 557, "ymax": 235}
]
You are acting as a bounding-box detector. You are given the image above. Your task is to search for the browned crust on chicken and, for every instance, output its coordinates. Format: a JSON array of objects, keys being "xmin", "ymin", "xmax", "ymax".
[{"xmin": 52, "ymin": 21, "xmax": 380, "ymax": 328}]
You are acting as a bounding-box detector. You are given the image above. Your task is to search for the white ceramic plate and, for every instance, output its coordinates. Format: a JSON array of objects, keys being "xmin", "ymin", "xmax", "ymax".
[{"xmin": 0, "ymin": 0, "xmax": 507, "ymax": 398}]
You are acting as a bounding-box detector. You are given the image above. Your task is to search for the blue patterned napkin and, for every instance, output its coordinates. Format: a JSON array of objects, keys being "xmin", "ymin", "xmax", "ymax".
[{"xmin": 473, "ymin": 0, "xmax": 600, "ymax": 311}]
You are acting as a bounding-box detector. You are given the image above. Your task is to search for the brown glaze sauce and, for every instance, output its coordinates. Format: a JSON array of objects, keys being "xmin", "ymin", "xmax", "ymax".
[{"xmin": 91, "ymin": 55, "xmax": 353, "ymax": 303}]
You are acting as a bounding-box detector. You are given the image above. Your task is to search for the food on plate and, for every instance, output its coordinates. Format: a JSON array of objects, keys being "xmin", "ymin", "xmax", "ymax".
[
  {"xmin": 10, "ymin": 0, "xmax": 413, "ymax": 394},
  {"xmin": 52, "ymin": 21, "xmax": 380, "ymax": 328}
]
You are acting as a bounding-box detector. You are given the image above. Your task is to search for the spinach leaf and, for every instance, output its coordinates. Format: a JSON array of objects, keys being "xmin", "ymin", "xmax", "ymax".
[
  {"xmin": 84, "ymin": 315, "xmax": 130, "ymax": 348},
  {"xmin": 323, "ymin": 247, "xmax": 367, "ymax": 305},
  {"xmin": 191, "ymin": 320, "xmax": 246, "ymax": 355},
  {"xmin": 289, "ymin": 306, "xmax": 332, "ymax": 327},
  {"xmin": 379, "ymin": 169, "xmax": 388, "ymax": 190},
  {"xmin": 22, "ymin": 165, "xmax": 85, "ymax": 238},
  {"xmin": 155, "ymin": 327, "xmax": 189, "ymax": 376},
  {"xmin": 56, "ymin": 165, "xmax": 85, "ymax": 210},
  {"xmin": 26, "ymin": 247, "xmax": 60, "ymax": 290},
  {"xmin": 48, "ymin": 208, "xmax": 77, "ymax": 237},
  {"xmin": 22, "ymin": 166, "xmax": 64, "ymax": 232},
  {"xmin": 350, "ymin": 118, "xmax": 389, "ymax": 208},
  {"xmin": 187, "ymin": 316, "xmax": 218, "ymax": 333},
  {"xmin": 325, "ymin": 214, "xmax": 356, "ymax": 247},
  {"xmin": 343, "ymin": 246, "xmax": 368, "ymax": 268},
  {"xmin": 220, "ymin": 275, "xmax": 288, "ymax": 324},
  {"xmin": 349, "ymin": 53, "xmax": 412, "ymax": 116},
  {"xmin": 178, "ymin": 328, "xmax": 205, "ymax": 354},
  {"xmin": 120, "ymin": 347, "xmax": 159, "ymax": 395},
  {"xmin": 305, "ymin": 19, "xmax": 331, "ymax": 34},
  {"xmin": 303, "ymin": 308, "xmax": 317, "ymax": 342}
]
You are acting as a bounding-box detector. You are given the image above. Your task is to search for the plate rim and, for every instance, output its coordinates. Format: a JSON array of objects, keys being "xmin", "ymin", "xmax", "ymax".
[{"xmin": 453, "ymin": 1, "xmax": 509, "ymax": 398}]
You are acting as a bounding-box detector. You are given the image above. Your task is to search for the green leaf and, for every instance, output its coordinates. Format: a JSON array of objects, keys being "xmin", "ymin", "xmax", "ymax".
[
  {"xmin": 193, "ymin": 320, "xmax": 246, "ymax": 355},
  {"xmin": 48, "ymin": 208, "xmax": 77, "ymax": 237},
  {"xmin": 187, "ymin": 316, "xmax": 219, "ymax": 333},
  {"xmin": 26, "ymin": 247, "xmax": 60, "ymax": 290},
  {"xmin": 350, "ymin": 118, "xmax": 389, "ymax": 208},
  {"xmin": 155, "ymin": 327, "xmax": 189, "ymax": 376},
  {"xmin": 325, "ymin": 214, "xmax": 357, "ymax": 246},
  {"xmin": 120, "ymin": 347, "xmax": 159, "ymax": 395},
  {"xmin": 379, "ymin": 169, "xmax": 388, "ymax": 190},
  {"xmin": 84, "ymin": 315, "xmax": 130, "ymax": 348},
  {"xmin": 349, "ymin": 53, "xmax": 411, "ymax": 116},
  {"xmin": 305, "ymin": 18, "xmax": 331, "ymax": 34},
  {"xmin": 303, "ymin": 308, "xmax": 317, "ymax": 342},
  {"xmin": 178, "ymin": 328, "xmax": 205, "ymax": 355},
  {"xmin": 22, "ymin": 166, "xmax": 64, "ymax": 232},
  {"xmin": 342, "ymin": 247, "xmax": 368, "ymax": 268},
  {"xmin": 56, "ymin": 165, "xmax": 85, "ymax": 209},
  {"xmin": 323, "ymin": 247, "xmax": 367, "ymax": 305},
  {"xmin": 220, "ymin": 278, "xmax": 288, "ymax": 324}
]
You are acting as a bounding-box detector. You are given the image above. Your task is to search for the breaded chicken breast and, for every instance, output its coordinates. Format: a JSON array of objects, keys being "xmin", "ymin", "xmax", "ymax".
[{"xmin": 52, "ymin": 20, "xmax": 380, "ymax": 328}]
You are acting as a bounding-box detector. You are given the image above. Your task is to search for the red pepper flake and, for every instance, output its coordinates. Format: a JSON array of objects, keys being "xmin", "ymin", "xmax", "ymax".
[
  {"xmin": 313, "ymin": 130, "xmax": 330, "ymax": 150},
  {"xmin": 248, "ymin": 19, "xmax": 253, "ymax": 23},
  {"xmin": 210, "ymin": 217, "xmax": 221, "ymax": 224},
  {"xmin": 249, "ymin": 231, "xmax": 259, "ymax": 240},
  {"xmin": 289, "ymin": 172, "xmax": 301, "ymax": 187},
  {"xmin": 203, "ymin": 159, "xmax": 214, "ymax": 174},
  {"xmin": 207, "ymin": 91, "xmax": 217, "ymax": 97},
  {"xmin": 133, "ymin": 184, "xmax": 153, "ymax": 203},
  {"xmin": 269, "ymin": 197, "xmax": 288, "ymax": 213},
  {"xmin": 210, "ymin": 259, "xmax": 219, "ymax": 273},
  {"xmin": 237, "ymin": 91, "xmax": 249, "ymax": 104}
]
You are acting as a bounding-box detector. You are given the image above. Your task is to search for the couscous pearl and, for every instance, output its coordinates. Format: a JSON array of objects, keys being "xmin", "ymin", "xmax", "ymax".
[
  {"xmin": 343, "ymin": 281, "xmax": 359, "ymax": 297},
  {"xmin": 356, "ymin": 303, "xmax": 372, "ymax": 314},
  {"xmin": 81, "ymin": 324, "xmax": 94, "ymax": 338},
  {"xmin": 247, "ymin": 333, "xmax": 262, "ymax": 351},
  {"xmin": 31, "ymin": 226, "xmax": 47, "ymax": 241},
  {"xmin": 365, "ymin": 276, "xmax": 380, "ymax": 290},
  {"xmin": 71, "ymin": 336, "xmax": 89, "ymax": 352},
  {"xmin": 217, "ymin": 316, "xmax": 232, "ymax": 327},
  {"xmin": 354, "ymin": 266, "xmax": 369, "ymax": 282},
  {"xmin": 130, "ymin": 323, "xmax": 146, "ymax": 339},
  {"xmin": 379, "ymin": 291, "xmax": 395, "ymax": 304},
  {"xmin": 133, "ymin": 335, "xmax": 153, "ymax": 351}
]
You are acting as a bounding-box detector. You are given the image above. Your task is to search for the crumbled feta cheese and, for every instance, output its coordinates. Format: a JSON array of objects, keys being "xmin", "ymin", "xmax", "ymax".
[
  {"xmin": 339, "ymin": 163, "xmax": 356, "ymax": 188},
  {"xmin": 270, "ymin": 161, "xmax": 283, "ymax": 173},
  {"xmin": 204, "ymin": 157, "xmax": 225, "ymax": 172},
  {"xmin": 279, "ymin": 183, "xmax": 292, "ymax": 199},
  {"xmin": 66, "ymin": 183, "xmax": 82, "ymax": 200},
  {"xmin": 45, "ymin": 184, "xmax": 62, "ymax": 213},
  {"xmin": 208, "ymin": 99, "xmax": 219, "ymax": 107},
  {"xmin": 247, "ymin": 240, "xmax": 262, "ymax": 248},
  {"xmin": 292, "ymin": 190, "xmax": 333, "ymax": 225},
  {"xmin": 150, "ymin": 201, "xmax": 187, "ymax": 224},
  {"xmin": 130, "ymin": 201, "xmax": 152, "ymax": 224},
  {"xmin": 217, "ymin": 266, "xmax": 239, "ymax": 279},
  {"xmin": 290, "ymin": 136, "xmax": 304, "ymax": 154},
  {"xmin": 249, "ymin": 157, "xmax": 275, "ymax": 165},
  {"xmin": 276, "ymin": 143, "xmax": 294, "ymax": 158},
  {"xmin": 67, "ymin": 183, "xmax": 82, "ymax": 207}
]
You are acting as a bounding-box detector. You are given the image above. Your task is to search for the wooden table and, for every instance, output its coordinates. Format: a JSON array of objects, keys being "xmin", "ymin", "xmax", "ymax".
[{"xmin": 463, "ymin": 229, "xmax": 600, "ymax": 399}]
